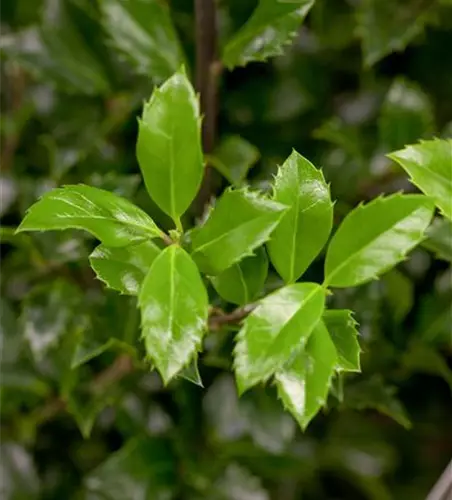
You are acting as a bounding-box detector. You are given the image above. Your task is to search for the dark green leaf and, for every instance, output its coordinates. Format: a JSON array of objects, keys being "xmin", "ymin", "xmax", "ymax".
[
  {"xmin": 234, "ymin": 282, "xmax": 325, "ymax": 394},
  {"xmin": 324, "ymin": 194, "xmax": 434, "ymax": 288},
  {"xmin": 267, "ymin": 150, "xmax": 333, "ymax": 283},
  {"xmin": 379, "ymin": 78, "xmax": 434, "ymax": 151},
  {"xmin": 382, "ymin": 269, "xmax": 414, "ymax": 322},
  {"xmin": 17, "ymin": 184, "xmax": 162, "ymax": 247},
  {"xmin": 191, "ymin": 188, "xmax": 287, "ymax": 275},
  {"xmin": 139, "ymin": 245, "xmax": 208, "ymax": 384},
  {"xmin": 89, "ymin": 240, "xmax": 161, "ymax": 295},
  {"xmin": 389, "ymin": 139, "xmax": 452, "ymax": 220},
  {"xmin": 357, "ymin": 0, "xmax": 437, "ymax": 66},
  {"xmin": 136, "ymin": 70, "xmax": 203, "ymax": 224},
  {"xmin": 344, "ymin": 376, "xmax": 412, "ymax": 429},
  {"xmin": 222, "ymin": 0, "xmax": 315, "ymax": 69},
  {"xmin": 211, "ymin": 247, "xmax": 268, "ymax": 305},
  {"xmin": 275, "ymin": 321, "xmax": 337, "ymax": 430},
  {"xmin": 100, "ymin": 0, "xmax": 185, "ymax": 81},
  {"xmin": 422, "ymin": 217, "xmax": 452, "ymax": 262},
  {"xmin": 209, "ymin": 135, "xmax": 260, "ymax": 186},
  {"xmin": 0, "ymin": 443, "xmax": 40, "ymax": 499},
  {"xmin": 323, "ymin": 309, "xmax": 361, "ymax": 372}
]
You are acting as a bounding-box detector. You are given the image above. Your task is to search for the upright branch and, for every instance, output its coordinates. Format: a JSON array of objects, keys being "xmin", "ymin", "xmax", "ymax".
[{"xmin": 193, "ymin": 0, "xmax": 221, "ymax": 212}]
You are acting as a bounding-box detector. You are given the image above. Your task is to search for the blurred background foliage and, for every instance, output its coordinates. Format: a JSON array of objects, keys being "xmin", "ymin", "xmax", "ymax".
[{"xmin": 1, "ymin": 0, "xmax": 451, "ymax": 498}]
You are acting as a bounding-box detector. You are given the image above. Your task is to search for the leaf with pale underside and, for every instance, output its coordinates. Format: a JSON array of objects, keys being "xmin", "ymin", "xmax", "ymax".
[
  {"xmin": 191, "ymin": 188, "xmax": 287, "ymax": 275},
  {"xmin": 324, "ymin": 194, "xmax": 434, "ymax": 288},
  {"xmin": 100, "ymin": 0, "xmax": 185, "ymax": 82},
  {"xmin": 211, "ymin": 247, "xmax": 268, "ymax": 306},
  {"xmin": 268, "ymin": 150, "xmax": 333, "ymax": 283},
  {"xmin": 234, "ymin": 282, "xmax": 325, "ymax": 394},
  {"xmin": 136, "ymin": 70, "xmax": 203, "ymax": 224},
  {"xmin": 222, "ymin": 0, "xmax": 315, "ymax": 69},
  {"xmin": 16, "ymin": 184, "xmax": 162, "ymax": 247},
  {"xmin": 90, "ymin": 240, "xmax": 161, "ymax": 295},
  {"xmin": 275, "ymin": 321, "xmax": 337, "ymax": 430},
  {"xmin": 323, "ymin": 309, "xmax": 360, "ymax": 373},
  {"xmin": 138, "ymin": 245, "xmax": 208, "ymax": 384},
  {"xmin": 388, "ymin": 139, "xmax": 452, "ymax": 220}
]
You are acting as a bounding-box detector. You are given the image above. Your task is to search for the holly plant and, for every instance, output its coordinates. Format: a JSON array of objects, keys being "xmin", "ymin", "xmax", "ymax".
[{"xmin": 16, "ymin": 67, "xmax": 451, "ymax": 430}]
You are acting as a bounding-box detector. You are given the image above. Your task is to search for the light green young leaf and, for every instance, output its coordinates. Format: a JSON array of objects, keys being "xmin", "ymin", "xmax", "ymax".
[
  {"xmin": 209, "ymin": 135, "xmax": 260, "ymax": 187},
  {"xmin": 357, "ymin": 0, "xmax": 437, "ymax": 66},
  {"xmin": 100, "ymin": 0, "xmax": 185, "ymax": 81},
  {"xmin": 89, "ymin": 240, "xmax": 161, "ymax": 295},
  {"xmin": 16, "ymin": 184, "xmax": 162, "ymax": 247},
  {"xmin": 323, "ymin": 309, "xmax": 361, "ymax": 372},
  {"xmin": 191, "ymin": 188, "xmax": 287, "ymax": 275},
  {"xmin": 422, "ymin": 217, "xmax": 452, "ymax": 262},
  {"xmin": 139, "ymin": 245, "xmax": 208, "ymax": 384},
  {"xmin": 222, "ymin": 0, "xmax": 314, "ymax": 69},
  {"xmin": 211, "ymin": 247, "xmax": 268, "ymax": 306},
  {"xmin": 275, "ymin": 321, "xmax": 337, "ymax": 430},
  {"xmin": 136, "ymin": 70, "xmax": 203, "ymax": 224},
  {"xmin": 324, "ymin": 194, "xmax": 434, "ymax": 288},
  {"xmin": 378, "ymin": 78, "xmax": 434, "ymax": 152},
  {"xmin": 267, "ymin": 150, "xmax": 333, "ymax": 283},
  {"xmin": 234, "ymin": 282, "xmax": 325, "ymax": 394},
  {"xmin": 388, "ymin": 139, "xmax": 452, "ymax": 220}
]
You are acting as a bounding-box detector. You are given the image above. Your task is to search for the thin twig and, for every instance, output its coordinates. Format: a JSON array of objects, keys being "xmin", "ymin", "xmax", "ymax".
[{"xmin": 208, "ymin": 304, "xmax": 256, "ymax": 331}]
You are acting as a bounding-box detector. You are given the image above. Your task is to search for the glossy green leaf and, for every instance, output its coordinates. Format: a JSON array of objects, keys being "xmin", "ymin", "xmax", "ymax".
[
  {"xmin": 324, "ymin": 194, "xmax": 434, "ymax": 288},
  {"xmin": 209, "ymin": 135, "xmax": 260, "ymax": 187},
  {"xmin": 89, "ymin": 240, "xmax": 161, "ymax": 295},
  {"xmin": 100, "ymin": 0, "xmax": 185, "ymax": 81},
  {"xmin": 379, "ymin": 78, "xmax": 434, "ymax": 152},
  {"xmin": 357, "ymin": 0, "xmax": 436, "ymax": 66},
  {"xmin": 138, "ymin": 245, "xmax": 208, "ymax": 384},
  {"xmin": 211, "ymin": 247, "xmax": 268, "ymax": 306},
  {"xmin": 17, "ymin": 184, "xmax": 162, "ymax": 247},
  {"xmin": 275, "ymin": 321, "xmax": 337, "ymax": 430},
  {"xmin": 191, "ymin": 188, "xmax": 287, "ymax": 275},
  {"xmin": 234, "ymin": 282, "xmax": 325, "ymax": 394},
  {"xmin": 389, "ymin": 139, "xmax": 452, "ymax": 220},
  {"xmin": 383, "ymin": 269, "xmax": 414, "ymax": 323},
  {"xmin": 323, "ymin": 309, "xmax": 361, "ymax": 373},
  {"xmin": 422, "ymin": 217, "xmax": 452, "ymax": 262},
  {"xmin": 84, "ymin": 437, "xmax": 176, "ymax": 499},
  {"xmin": 267, "ymin": 150, "xmax": 333, "ymax": 283},
  {"xmin": 222, "ymin": 0, "xmax": 314, "ymax": 69},
  {"xmin": 136, "ymin": 70, "xmax": 203, "ymax": 223},
  {"xmin": 344, "ymin": 376, "xmax": 412, "ymax": 429},
  {"xmin": 178, "ymin": 357, "xmax": 203, "ymax": 387}
]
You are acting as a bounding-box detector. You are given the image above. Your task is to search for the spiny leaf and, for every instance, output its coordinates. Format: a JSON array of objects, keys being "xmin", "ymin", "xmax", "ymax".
[
  {"xmin": 324, "ymin": 193, "xmax": 434, "ymax": 288},
  {"xmin": 191, "ymin": 188, "xmax": 287, "ymax": 275},
  {"xmin": 136, "ymin": 69, "xmax": 203, "ymax": 224},
  {"xmin": 388, "ymin": 139, "xmax": 452, "ymax": 220},
  {"xmin": 323, "ymin": 309, "xmax": 361, "ymax": 372},
  {"xmin": 275, "ymin": 320, "xmax": 337, "ymax": 430},
  {"xmin": 211, "ymin": 247, "xmax": 268, "ymax": 306},
  {"xmin": 100, "ymin": 0, "xmax": 185, "ymax": 81},
  {"xmin": 16, "ymin": 184, "xmax": 162, "ymax": 247},
  {"xmin": 89, "ymin": 240, "xmax": 161, "ymax": 295},
  {"xmin": 268, "ymin": 150, "xmax": 333, "ymax": 283},
  {"xmin": 138, "ymin": 246, "xmax": 208, "ymax": 384},
  {"xmin": 222, "ymin": 0, "xmax": 315, "ymax": 69},
  {"xmin": 234, "ymin": 282, "xmax": 325, "ymax": 394}
]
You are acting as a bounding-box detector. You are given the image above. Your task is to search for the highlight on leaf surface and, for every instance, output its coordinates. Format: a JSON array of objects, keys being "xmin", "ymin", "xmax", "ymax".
[
  {"xmin": 234, "ymin": 282, "xmax": 325, "ymax": 395},
  {"xmin": 136, "ymin": 69, "xmax": 203, "ymax": 224},
  {"xmin": 190, "ymin": 188, "xmax": 288, "ymax": 275},
  {"xmin": 267, "ymin": 150, "xmax": 333, "ymax": 283},
  {"xmin": 388, "ymin": 138, "xmax": 452, "ymax": 221},
  {"xmin": 222, "ymin": 0, "xmax": 315, "ymax": 69},
  {"xmin": 138, "ymin": 245, "xmax": 208, "ymax": 384},
  {"xmin": 16, "ymin": 184, "xmax": 162, "ymax": 247},
  {"xmin": 275, "ymin": 320, "xmax": 337, "ymax": 430},
  {"xmin": 89, "ymin": 240, "xmax": 161, "ymax": 295},
  {"xmin": 324, "ymin": 193, "xmax": 435, "ymax": 288}
]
